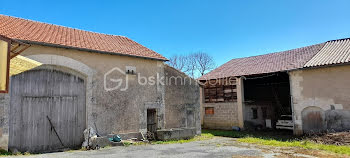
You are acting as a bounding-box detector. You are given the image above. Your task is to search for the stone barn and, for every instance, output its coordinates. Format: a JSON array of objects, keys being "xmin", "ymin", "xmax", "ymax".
[
  {"xmin": 0, "ymin": 15, "xmax": 200, "ymax": 152},
  {"xmin": 199, "ymin": 38, "xmax": 350, "ymax": 135}
]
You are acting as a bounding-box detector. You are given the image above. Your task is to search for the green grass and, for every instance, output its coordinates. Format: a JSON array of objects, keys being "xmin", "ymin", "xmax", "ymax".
[
  {"xmin": 122, "ymin": 141, "xmax": 134, "ymax": 146},
  {"xmin": 0, "ymin": 149, "xmax": 12, "ymax": 156},
  {"xmin": 121, "ymin": 133, "xmax": 214, "ymax": 146},
  {"xmin": 238, "ymin": 137, "xmax": 350, "ymax": 156},
  {"xmin": 203, "ymin": 129, "xmax": 350, "ymax": 156},
  {"xmin": 0, "ymin": 149, "xmax": 32, "ymax": 156},
  {"xmin": 150, "ymin": 133, "xmax": 214, "ymax": 145}
]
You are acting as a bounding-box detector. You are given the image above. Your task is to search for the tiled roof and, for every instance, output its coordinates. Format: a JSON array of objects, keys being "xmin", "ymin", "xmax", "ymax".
[
  {"xmin": 304, "ymin": 38, "xmax": 350, "ymax": 67},
  {"xmin": 0, "ymin": 15, "xmax": 167, "ymax": 61},
  {"xmin": 199, "ymin": 43, "xmax": 325, "ymax": 80}
]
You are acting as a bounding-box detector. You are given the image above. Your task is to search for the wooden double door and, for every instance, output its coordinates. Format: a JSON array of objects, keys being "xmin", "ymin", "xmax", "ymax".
[{"xmin": 9, "ymin": 69, "xmax": 86, "ymax": 153}]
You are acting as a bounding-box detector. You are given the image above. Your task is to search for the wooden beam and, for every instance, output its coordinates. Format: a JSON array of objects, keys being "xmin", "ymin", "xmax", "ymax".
[{"xmin": 10, "ymin": 44, "xmax": 31, "ymax": 59}]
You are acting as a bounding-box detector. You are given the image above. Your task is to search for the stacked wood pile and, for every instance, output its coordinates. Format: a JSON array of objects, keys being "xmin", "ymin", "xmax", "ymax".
[
  {"xmin": 202, "ymin": 78, "xmax": 237, "ymax": 103},
  {"xmin": 307, "ymin": 132, "xmax": 350, "ymax": 146}
]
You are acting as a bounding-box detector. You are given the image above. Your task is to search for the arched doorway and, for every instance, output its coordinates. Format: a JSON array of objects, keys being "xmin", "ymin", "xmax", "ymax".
[
  {"xmin": 301, "ymin": 106, "xmax": 325, "ymax": 133},
  {"xmin": 9, "ymin": 67, "xmax": 86, "ymax": 152}
]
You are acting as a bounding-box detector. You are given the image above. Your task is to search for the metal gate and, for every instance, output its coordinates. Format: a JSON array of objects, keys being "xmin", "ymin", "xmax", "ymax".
[{"xmin": 9, "ymin": 69, "xmax": 86, "ymax": 152}]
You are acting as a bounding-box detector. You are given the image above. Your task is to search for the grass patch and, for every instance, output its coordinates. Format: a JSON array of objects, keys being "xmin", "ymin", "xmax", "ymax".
[
  {"xmin": 122, "ymin": 141, "xmax": 133, "ymax": 146},
  {"xmin": 0, "ymin": 149, "xmax": 34, "ymax": 156},
  {"xmin": 120, "ymin": 133, "xmax": 214, "ymax": 146},
  {"xmin": 0, "ymin": 149, "xmax": 12, "ymax": 156},
  {"xmin": 150, "ymin": 133, "xmax": 214, "ymax": 145},
  {"xmin": 238, "ymin": 137, "xmax": 350, "ymax": 156},
  {"xmin": 203, "ymin": 129, "xmax": 350, "ymax": 156}
]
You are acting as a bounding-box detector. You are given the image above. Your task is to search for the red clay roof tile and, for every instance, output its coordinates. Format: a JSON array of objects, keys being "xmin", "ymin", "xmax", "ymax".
[
  {"xmin": 0, "ymin": 15, "xmax": 167, "ymax": 61},
  {"xmin": 199, "ymin": 43, "xmax": 325, "ymax": 80}
]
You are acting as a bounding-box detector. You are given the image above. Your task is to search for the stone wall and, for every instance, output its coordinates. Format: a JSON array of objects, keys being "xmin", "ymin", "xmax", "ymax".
[
  {"xmin": 201, "ymin": 102, "xmax": 239, "ymax": 130},
  {"xmin": 0, "ymin": 44, "xmax": 203, "ymax": 150},
  {"xmin": 289, "ymin": 65, "xmax": 350, "ymax": 135},
  {"xmin": 0, "ymin": 44, "xmax": 168, "ymax": 151},
  {"xmin": 199, "ymin": 77, "xmax": 244, "ymax": 130},
  {"xmin": 164, "ymin": 65, "xmax": 201, "ymax": 134},
  {"xmin": 0, "ymin": 93, "xmax": 9, "ymax": 150},
  {"xmin": 21, "ymin": 45, "xmax": 167, "ymax": 136},
  {"xmin": 244, "ymin": 101, "xmax": 275, "ymax": 129}
]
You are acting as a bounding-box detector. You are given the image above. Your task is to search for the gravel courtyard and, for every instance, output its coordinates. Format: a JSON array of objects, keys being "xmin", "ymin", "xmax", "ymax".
[{"xmin": 8, "ymin": 137, "xmax": 344, "ymax": 158}]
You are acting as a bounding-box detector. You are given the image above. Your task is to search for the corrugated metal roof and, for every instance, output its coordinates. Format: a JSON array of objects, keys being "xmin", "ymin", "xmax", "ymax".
[
  {"xmin": 199, "ymin": 43, "xmax": 325, "ymax": 80},
  {"xmin": 304, "ymin": 38, "xmax": 350, "ymax": 67}
]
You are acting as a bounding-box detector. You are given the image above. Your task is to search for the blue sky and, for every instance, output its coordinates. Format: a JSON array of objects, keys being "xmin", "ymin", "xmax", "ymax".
[{"xmin": 1, "ymin": 0, "xmax": 350, "ymax": 66}]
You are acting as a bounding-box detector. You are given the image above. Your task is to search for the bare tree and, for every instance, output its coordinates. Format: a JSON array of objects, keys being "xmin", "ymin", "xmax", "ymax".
[
  {"xmin": 168, "ymin": 52, "xmax": 215, "ymax": 78},
  {"xmin": 193, "ymin": 52, "xmax": 216, "ymax": 76},
  {"xmin": 186, "ymin": 54, "xmax": 198, "ymax": 78},
  {"xmin": 168, "ymin": 55, "xmax": 188, "ymax": 72},
  {"xmin": 168, "ymin": 55, "xmax": 179, "ymax": 69}
]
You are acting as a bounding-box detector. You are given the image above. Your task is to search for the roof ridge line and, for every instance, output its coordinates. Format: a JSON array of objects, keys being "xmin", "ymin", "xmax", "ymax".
[
  {"xmin": 199, "ymin": 40, "xmax": 329, "ymax": 80},
  {"xmin": 0, "ymin": 14, "xmax": 167, "ymax": 61},
  {"xmin": 165, "ymin": 64, "xmax": 195, "ymax": 79},
  {"xmin": 225, "ymin": 41, "xmax": 327, "ymax": 63},
  {"xmin": 326, "ymin": 37, "xmax": 350, "ymax": 43},
  {"xmin": 0, "ymin": 14, "xmax": 128, "ymax": 38}
]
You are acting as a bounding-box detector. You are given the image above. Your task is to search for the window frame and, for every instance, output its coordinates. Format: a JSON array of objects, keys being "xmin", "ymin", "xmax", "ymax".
[{"xmin": 205, "ymin": 107, "xmax": 214, "ymax": 115}]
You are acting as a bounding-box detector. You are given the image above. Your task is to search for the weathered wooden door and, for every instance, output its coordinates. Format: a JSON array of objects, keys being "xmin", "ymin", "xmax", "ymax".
[
  {"xmin": 9, "ymin": 69, "xmax": 86, "ymax": 153},
  {"xmin": 147, "ymin": 109, "xmax": 157, "ymax": 133},
  {"xmin": 302, "ymin": 107, "xmax": 325, "ymax": 133}
]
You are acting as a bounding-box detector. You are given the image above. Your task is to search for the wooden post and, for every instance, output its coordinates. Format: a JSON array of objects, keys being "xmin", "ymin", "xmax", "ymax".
[{"xmin": 236, "ymin": 77, "xmax": 245, "ymax": 129}]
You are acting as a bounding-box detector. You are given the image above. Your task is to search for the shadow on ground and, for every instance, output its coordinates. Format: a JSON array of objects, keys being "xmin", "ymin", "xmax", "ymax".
[{"xmin": 202, "ymin": 129, "xmax": 298, "ymax": 141}]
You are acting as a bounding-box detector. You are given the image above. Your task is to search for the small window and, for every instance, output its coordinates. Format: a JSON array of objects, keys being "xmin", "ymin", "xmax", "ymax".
[
  {"xmin": 205, "ymin": 107, "xmax": 214, "ymax": 115},
  {"xmin": 125, "ymin": 66, "xmax": 136, "ymax": 75},
  {"xmin": 252, "ymin": 108, "xmax": 258, "ymax": 119}
]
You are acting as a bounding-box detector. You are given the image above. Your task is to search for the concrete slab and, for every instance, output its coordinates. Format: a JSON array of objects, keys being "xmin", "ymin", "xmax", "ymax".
[{"xmin": 156, "ymin": 128, "xmax": 196, "ymax": 141}]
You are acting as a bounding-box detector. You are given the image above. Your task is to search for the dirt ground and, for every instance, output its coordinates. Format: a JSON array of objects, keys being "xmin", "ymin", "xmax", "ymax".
[
  {"xmin": 6, "ymin": 136, "xmax": 348, "ymax": 158},
  {"xmin": 306, "ymin": 131, "xmax": 350, "ymax": 146}
]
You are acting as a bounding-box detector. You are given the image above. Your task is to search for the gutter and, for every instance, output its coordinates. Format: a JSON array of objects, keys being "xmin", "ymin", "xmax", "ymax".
[{"xmin": 17, "ymin": 39, "xmax": 169, "ymax": 62}]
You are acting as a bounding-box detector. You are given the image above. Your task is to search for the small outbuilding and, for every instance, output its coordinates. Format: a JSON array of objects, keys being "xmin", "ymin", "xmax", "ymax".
[{"xmin": 199, "ymin": 38, "xmax": 350, "ymax": 135}]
